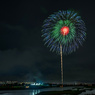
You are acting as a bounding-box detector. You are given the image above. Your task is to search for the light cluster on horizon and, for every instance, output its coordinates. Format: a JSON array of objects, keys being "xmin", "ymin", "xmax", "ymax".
[{"xmin": 42, "ymin": 10, "xmax": 86, "ymax": 54}]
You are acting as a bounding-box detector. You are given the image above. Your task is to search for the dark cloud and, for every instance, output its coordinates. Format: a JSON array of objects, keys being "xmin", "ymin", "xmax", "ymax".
[{"xmin": 0, "ymin": 23, "xmax": 42, "ymax": 50}]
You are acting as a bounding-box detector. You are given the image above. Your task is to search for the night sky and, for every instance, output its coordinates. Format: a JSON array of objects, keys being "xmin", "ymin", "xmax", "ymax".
[{"xmin": 0, "ymin": 0, "xmax": 95, "ymax": 83}]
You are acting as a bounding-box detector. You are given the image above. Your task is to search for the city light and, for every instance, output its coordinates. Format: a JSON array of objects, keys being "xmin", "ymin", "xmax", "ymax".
[{"xmin": 31, "ymin": 83, "xmax": 43, "ymax": 86}]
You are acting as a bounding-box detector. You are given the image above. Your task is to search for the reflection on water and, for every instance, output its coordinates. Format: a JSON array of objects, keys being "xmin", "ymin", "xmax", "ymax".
[
  {"xmin": 30, "ymin": 90, "xmax": 40, "ymax": 95},
  {"xmin": 0, "ymin": 90, "xmax": 41, "ymax": 95}
]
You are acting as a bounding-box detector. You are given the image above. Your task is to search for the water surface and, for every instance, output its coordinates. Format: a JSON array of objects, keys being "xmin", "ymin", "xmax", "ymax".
[
  {"xmin": 1, "ymin": 87, "xmax": 95, "ymax": 95},
  {"xmin": 0, "ymin": 87, "xmax": 73, "ymax": 95}
]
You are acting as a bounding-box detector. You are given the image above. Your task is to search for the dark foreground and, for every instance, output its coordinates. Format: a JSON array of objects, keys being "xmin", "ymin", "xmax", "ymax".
[
  {"xmin": 37, "ymin": 90, "xmax": 84, "ymax": 95},
  {"xmin": 0, "ymin": 86, "xmax": 95, "ymax": 95},
  {"xmin": 37, "ymin": 86, "xmax": 95, "ymax": 95}
]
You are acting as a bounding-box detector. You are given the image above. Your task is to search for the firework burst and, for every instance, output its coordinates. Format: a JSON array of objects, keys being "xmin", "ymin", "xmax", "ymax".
[{"xmin": 42, "ymin": 10, "xmax": 86, "ymax": 54}]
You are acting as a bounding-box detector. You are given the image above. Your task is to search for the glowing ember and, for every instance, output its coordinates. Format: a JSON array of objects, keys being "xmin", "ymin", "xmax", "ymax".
[{"xmin": 60, "ymin": 26, "xmax": 69, "ymax": 36}]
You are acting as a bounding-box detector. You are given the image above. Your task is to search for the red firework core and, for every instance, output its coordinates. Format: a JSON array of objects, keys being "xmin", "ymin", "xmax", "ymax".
[{"xmin": 60, "ymin": 26, "xmax": 69, "ymax": 36}]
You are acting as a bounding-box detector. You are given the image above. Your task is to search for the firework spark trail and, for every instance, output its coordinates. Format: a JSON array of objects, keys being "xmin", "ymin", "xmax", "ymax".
[{"xmin": 60, "ymin": 44, "xmax": 63, "ymax": 86}]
